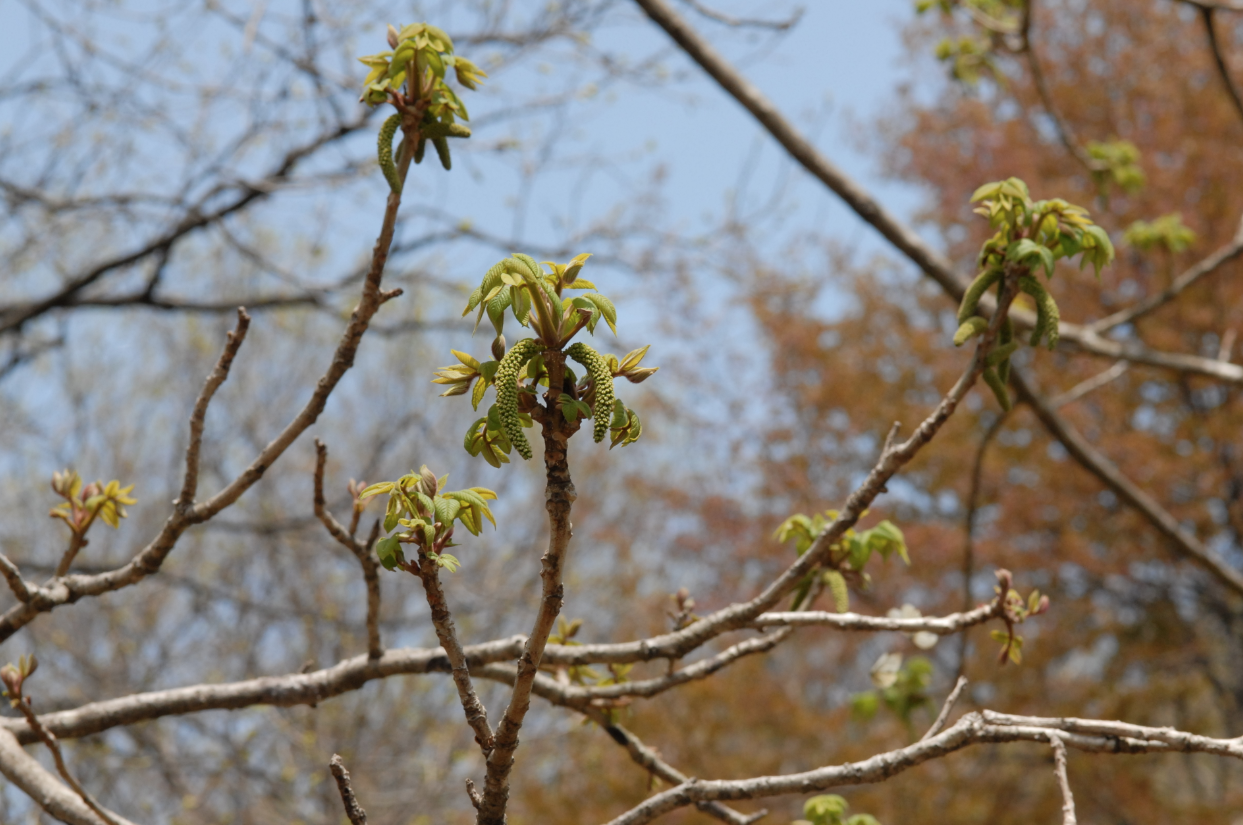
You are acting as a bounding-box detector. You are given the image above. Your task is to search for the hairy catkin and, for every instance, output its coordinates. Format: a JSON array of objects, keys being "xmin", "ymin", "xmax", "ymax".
[
  {"xmin": 1018, "ymin": 276, "xmax": 1061, "ymax": 350},
  {"xmin": 495, "ymin": 339, "xmax": 544, "ymax": 460},
  {"xmin": 377, "ymin": 114, "xmax": 403, "ymax": 194},
  {"xmin": 565, "ymin": 342, "xmax": 614, "ymax": 443},
  {"xmin": 958, "ymin": 268, "xmax": 1003, "ymax": 324}
]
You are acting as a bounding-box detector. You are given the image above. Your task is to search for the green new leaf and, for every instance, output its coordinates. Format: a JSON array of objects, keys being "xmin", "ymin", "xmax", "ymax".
[{"xmin": 375, "ymin": 535, "xmax": 402, "ymax": 571}]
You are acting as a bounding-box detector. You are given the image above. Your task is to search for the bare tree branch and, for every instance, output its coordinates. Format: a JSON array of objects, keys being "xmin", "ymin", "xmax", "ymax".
[
  {"xmin": 631, "ymin": 0, "xmax": 1243, "ymax": 386},
  {"xmin": 0, "ymin": 128, "xmax": 411, "ymax": 644},
  {"xmin": 1090, "ymin": 217, "xmax": 1243, "ymax": 334},
  {"xmin": 599, "ymin": 712, "xmax": 1243, "ymax": 825},
  {"xmin": 1010, "ymin": 368, "xmax": 1243, "ymax": 596},
  {"xmin": 0, "ymin": 639, "xmax": 529, "ymax": 746},
  {"xmin": 1019, "ymin": 1, "xmax": 1107, "ymax": 175},
  {"xmin": 0, "ymin": 115, "xmax": 368, "ymax": 336},
  {"xmin": 0, "ymin": 598, "xmax": 1008, "ymax": 749},
  {"xmin": 178, "ymin": 308, "xmax": 252, "ymax": 510},
  {"xmin": 751, "ymin": 600, "xmax": 1001, "ymax": 635},
  {"xmin": 329, "ymin": 754, "xmax": 369, "ymax": 825}
]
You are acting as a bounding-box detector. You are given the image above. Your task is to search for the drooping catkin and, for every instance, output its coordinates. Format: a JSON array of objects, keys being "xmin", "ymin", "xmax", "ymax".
[
  {"xmin": 377, "ymin": 114, "xmax": 403, "ymax": 194},
  {"xmin": 565, "ymin": 342, "xmax": 614, "ymax": 443},
  {"xmin": 958, "ymin": 268, "xmax": 1003, "ymax": 324},
  {"xmin": 494, "ymin": 339, "xmax": 544, "ymax": 459}
]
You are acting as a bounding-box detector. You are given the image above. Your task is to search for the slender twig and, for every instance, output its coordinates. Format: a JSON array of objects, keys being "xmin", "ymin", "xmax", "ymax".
[
  {"xmin": 1049, "ymin": 360, "xmax": 1129, "ymax": 409},
  {"xmin": 1019, "ymin": 1, "xmax": 1105, "ymax": 175},
  {"xmin": 313, "ymin": 441, "xmax": 383, "ymax": 659},
  {"xmin": 1048, "ymin": 733, "xmax": 1078, "ymax": 825},
  {"xmin": 1090, "ymin": 217, "xmax": 1243, "ymax": 334},
  {"xmin": 1010, "ymin": 368, "xmax": 1243, "ymax": 595},
  {"xmin": 676, "ymin": 0, "xmax": 802, "ymax": 30},
  {"xmin": 1198, "ymin": 6, "xmax": 1243, "ymax": 125},
  {"xmin": 597, "ymin": 720, "xmax": 768, "ymax": 825},
  {"xmin": 956, "ymin": 412, "xmax": 1007, "ymax": 679},
  {"xmin": 178, "ymin": 308, "xmax": 252, "ymax": 511},
  {"xmin": 15, "ymin": 698, "xmax": 124, "ymax": 825},
  {"xmin": 921, "ymin": 676, "xmax": 969, "ymax": 742},
  {"xmin": 329, "ymin": 754, "xmax": 368, "ymax": 825}
]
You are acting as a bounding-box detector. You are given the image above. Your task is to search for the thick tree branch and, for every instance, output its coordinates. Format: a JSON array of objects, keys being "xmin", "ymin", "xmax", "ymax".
[
  {"xmin": 0, "ymin": 639, "xmax": 529, "ymax": 746},
  {"xmin": 631, "ymin": 0, "xmax": 1243, "ymax": 386},
  {"xmin": 0, "ymin": 728, "xmax": 141, "ymax": 825},
  {"xmin": 1010, "ymin": 368, "xmax": 1243, "ymax": 596}
]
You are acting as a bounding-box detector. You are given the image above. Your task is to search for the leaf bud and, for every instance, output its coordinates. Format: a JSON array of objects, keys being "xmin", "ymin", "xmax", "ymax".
[{"xmin": 492, "ymin": 334, "xmax": 506, "ymax": 361}]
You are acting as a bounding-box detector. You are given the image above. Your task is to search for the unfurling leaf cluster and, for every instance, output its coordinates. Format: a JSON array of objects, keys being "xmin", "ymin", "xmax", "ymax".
[
  {"xmin": 1124, "ymin": 213, "xmax": 1197, "ymax": 254},
  {"xmin": 359, "ymin": 22, "xmax": 484, "ymax": 186},
  {"xmin": 436, "ymin": 253, "xmax": 656, "ymax": 464},
  {"xmin": 0, "ymin": 654, "xmax": 37, "ymax": 707},
  {"xmin": 955, "ymin": 177, "xmax": 1114, "ymax": 409},
  {"xmin": 990, "ymin": 568, "xmax": 1050, "ymax": 665},
  {"xmin": 359, "ymin": 466, "xmax": 497, "ymax": 572},
  {"xmin": 775, "ymin": 511, "xmax": 909, "ymax": 612},
  {"xmin": 48, "ymin": 469, "xmax": 137, "ymax": 535},
  {"xmin": 796, "ymin": 793, "xmax": 883, "ymax": 825},
  {"xmin": 1086, "ymin": 139, "xmax": 1146, "ymax": 195}
]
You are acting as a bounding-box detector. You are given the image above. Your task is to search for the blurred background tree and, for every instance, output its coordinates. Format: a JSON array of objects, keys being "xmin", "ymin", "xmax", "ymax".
[{"xmin": 2, "ymin": 0, "xmax": 1242, "ymax": 823}]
